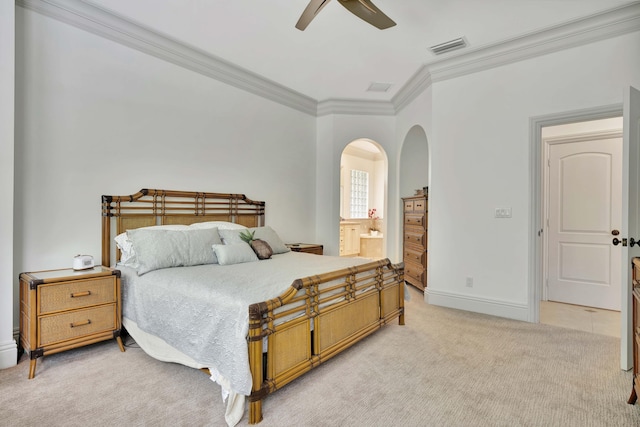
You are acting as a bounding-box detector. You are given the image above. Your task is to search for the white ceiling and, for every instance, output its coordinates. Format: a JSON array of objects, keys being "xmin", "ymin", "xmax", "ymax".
[{"xmin": 83, "ymin": 0, "xmax": 636, "ymax": 102}]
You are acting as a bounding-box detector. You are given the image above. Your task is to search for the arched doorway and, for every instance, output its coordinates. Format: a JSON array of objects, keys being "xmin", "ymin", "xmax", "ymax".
[
  {"xmin": 339, "ymin": 139, "xmax": 387, "ymax": 259},
  {"xmin": 399, "ymin": 125, "xmax": 430, "ymax": 292},
  {"xmin": 400, "ymin": 125, "xmax": 429, "ymax": 198}
]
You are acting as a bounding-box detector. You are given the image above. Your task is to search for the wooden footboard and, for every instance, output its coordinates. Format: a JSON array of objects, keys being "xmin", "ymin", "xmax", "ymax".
[{"xmin": 247, "ymin": 258, "xmax": 404, "ymax": 424}]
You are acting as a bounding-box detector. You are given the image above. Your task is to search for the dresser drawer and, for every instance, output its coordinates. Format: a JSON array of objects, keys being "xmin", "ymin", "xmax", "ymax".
[
  {"xmin": 413, "ymin": 199, "xmax": 427, "ymax": 212},
  {"xmin": 39, "ymin": 277, "xmax": 116, "ymax": 314},
  {"xmin": 404, "ymin": 230, "xmax": 426, "ymax": 247},
  {"xmin": 405, "ymin": 214, "xmax": 425, "ymax": 227},
  {"xmin": 38, "ymin": 304, "xmax": 117, "ymax": 347},
  {"xmin": 405, "ymin": 262, "xmax": 425, "ymax": 284},
  {"xmin": 404, "ymin": 200, "xmax": 415, "ymax": 212},
  {"xmin": 404, "ymin": 248, "xmax": 426, "ymax": 265}
]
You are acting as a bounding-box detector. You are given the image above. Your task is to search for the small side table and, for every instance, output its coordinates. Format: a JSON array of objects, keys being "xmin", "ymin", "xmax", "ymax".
[
  {"xmin": 286, "ymin": 243, "xmax": 324, "ymax": 255},
  {"xmin": 19, "ymin": 266, "xmax": 125, "ymax": 379}
]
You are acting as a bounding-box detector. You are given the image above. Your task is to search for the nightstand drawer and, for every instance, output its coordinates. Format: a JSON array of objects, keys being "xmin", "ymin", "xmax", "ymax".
[
  {"xmin": 39, "ymin": 304, "xmax": 117, "ymax": 347},
  {"xmin": 39, "ymin": 277, "xmax": 116, "ymax": 314}
]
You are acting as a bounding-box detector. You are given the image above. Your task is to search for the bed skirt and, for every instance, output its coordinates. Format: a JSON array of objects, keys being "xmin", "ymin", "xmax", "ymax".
[{"xmin": 122, "ymin": 317, "xmax": 245, "ymax": 426}]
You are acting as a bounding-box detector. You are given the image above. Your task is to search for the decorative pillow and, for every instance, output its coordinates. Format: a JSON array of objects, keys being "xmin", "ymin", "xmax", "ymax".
[
  {"xmin": 115, "ymin": 224, "xmax": 189, "ymax": 266},
  {"xmin": 189, "ymin": 221, "xmax": 248, "ymax": 231},
  {"xmin": 250, "ymin": 239, "xmax": 273, "ymax": 260},
  {"xmin": 127, "ymin": 227, "xmax": 223, "ymax": 275},
  {"xmin": 219, "ymin": 226, "xmax": 290, "ymax": 255},
  {"xmin": 212, "ymin": 243, "xmax": 258, "ymax": 265}
]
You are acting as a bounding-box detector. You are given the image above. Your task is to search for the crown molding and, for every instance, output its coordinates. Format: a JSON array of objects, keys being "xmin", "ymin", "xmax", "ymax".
[
  {"xmin": 318, "ymin": 66, "xmax": 432, "ymax": 116},
  {"xmin": 317, "ymin": 98, "xmax": 395, "ymax": 117},
  {"xmin": 17, "ymin": 0, "xmax": 318, "ymax": 116},
  {"xmin": 424, "ymin": 1, "xmax": 640, "ymax": 83},
  {"xmin": 16, "ymin": 0, "xmax": 640, "ymax": 117},
  {"xmin": 392, "ymin": 66, "xmax": 431, "ymax": 113},
  {"xmin": 348, "ymin": 2, "xmax": 640, "ymax": 114}
]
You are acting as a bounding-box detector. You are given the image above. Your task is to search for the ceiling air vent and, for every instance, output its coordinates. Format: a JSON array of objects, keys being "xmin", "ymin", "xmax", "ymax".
[
  {"xmin": 367, "ymin": 82, "xmax": 393, "ymax": 93},
  {"xmin": 429, "ymin": 37, "xmax": 467, "ymax": 55}
]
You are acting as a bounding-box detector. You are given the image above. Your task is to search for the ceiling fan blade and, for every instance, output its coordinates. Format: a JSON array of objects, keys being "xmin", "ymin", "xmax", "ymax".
[
  {"xmin": 296, "ymin": 0, "xmax": 333, "ymax": 31},
  {"xmin": 338, "ymin": 0, "xmax": 396, "ymax": 29}
]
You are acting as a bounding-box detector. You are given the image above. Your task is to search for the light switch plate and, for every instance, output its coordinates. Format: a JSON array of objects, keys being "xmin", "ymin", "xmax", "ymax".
[{"xmin": 495, "ymin": 207, "xmax": 512, "ymax": 218}]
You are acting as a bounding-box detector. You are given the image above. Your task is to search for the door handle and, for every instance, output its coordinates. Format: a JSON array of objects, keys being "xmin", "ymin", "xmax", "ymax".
[
  {"xmin": 612, "ymin": 236, "xmax": 640, "ymax": 247},
  {"xmin": 613, "ymin": 237, "xmax": 628, "ymax": 246},
  {"xmin": 612, "ymin": 229, "xmax": 620, "ymax": 236}
]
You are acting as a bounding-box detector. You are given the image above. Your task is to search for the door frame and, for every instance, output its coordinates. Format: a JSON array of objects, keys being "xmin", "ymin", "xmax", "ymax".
[
  {"xmin": 529, "ymin": 104, "xmax": 623, "ymax": 322},
  {"xmin": 542, "ymin": 129, "xmax": 623, "ymax": 307}
]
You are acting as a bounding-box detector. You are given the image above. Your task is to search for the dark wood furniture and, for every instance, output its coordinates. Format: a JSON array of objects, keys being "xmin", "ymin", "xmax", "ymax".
[
  {"xmin": 629, "ymin": 257, "xmax": 640, "ymax": 404},
  {"xmin": 19, "ymin": 266, "xmax": 124, "ymax": 379},
  {"xmin": 402, "ymin": 194, "xmax": 428, "ymax": 290},
  {"xmin": 286, "ymin": 243, "xmax": 324, "ymax": 255},
  {"xmin": 102, "ymin": 189, "xmax": 404, "ymax": 424}
]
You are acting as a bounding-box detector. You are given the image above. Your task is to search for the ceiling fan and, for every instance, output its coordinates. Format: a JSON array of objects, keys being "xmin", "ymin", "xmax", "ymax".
[{"xmin": 296, "ymin": 0, "xmax": 396, "ymax": 31}]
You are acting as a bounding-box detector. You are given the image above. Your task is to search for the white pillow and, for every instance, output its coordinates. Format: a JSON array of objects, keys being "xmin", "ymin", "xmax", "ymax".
[
  {"xmin": 189, "ymin": 221, "xmax": 248, "ymax": 230},
  {"xmin": 115, "ymin": 224, "xmax": 189, "ymax": 266},
  {"xmin": 127, "ymin": 227, "xmax": 223, "ymax": 275},
  {"xmin": 218, "ymin": 226, "xmax": 290, "ymax": 255},
  {"xmin": 212, "ymin": 243, "xmax": 258, "ymax": 265}
]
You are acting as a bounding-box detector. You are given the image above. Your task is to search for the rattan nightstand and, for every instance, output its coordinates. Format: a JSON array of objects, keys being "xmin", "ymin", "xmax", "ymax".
[
  {"xmin": 286, "ymin": 243, "xmax": 323, "ymax": 255},
  {"xmin": 19, "ymin": 266, "xmax": 124, "ymax": 379}
]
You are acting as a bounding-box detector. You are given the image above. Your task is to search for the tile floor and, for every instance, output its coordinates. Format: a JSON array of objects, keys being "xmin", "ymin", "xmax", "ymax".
[{"xmin": 540, "ymin": 300, "xmax": 620, "ymax": 338}]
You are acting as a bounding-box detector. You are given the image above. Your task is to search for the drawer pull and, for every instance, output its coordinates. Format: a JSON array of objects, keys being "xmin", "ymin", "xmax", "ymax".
[
  {"xmin": 70, "ymin": 291, "xmax": 92, "ymax": 298},
  {"xmin": 70, "ymin": 319, "xmax": 91, "ymax": 328}
]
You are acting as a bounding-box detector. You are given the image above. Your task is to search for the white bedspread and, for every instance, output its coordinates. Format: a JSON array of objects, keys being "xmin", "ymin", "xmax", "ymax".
[{"xmin": 119, "ymin": 252, "xmax": 372, "ymax": 397}]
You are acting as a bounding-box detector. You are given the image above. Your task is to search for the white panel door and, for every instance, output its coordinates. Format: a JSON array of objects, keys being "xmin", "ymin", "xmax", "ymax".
[{"xmin": 548, "ymin": 137, "xmax": 622, "ymax": 310}]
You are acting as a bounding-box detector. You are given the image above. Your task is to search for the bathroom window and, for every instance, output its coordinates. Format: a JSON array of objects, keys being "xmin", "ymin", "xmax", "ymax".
[{"xmin": 350, "ymin": 169, "xmax": 368, "ymax": 218}]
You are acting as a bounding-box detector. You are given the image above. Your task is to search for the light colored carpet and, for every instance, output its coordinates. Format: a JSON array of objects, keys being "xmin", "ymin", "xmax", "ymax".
[{"xmin": 2, "ymin": 287, "xmax": 639, "ymax": 426}]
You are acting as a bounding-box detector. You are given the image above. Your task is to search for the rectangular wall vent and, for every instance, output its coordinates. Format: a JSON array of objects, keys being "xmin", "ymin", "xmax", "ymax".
[
  {"xmin": 367, "ymin": 82, "xmax": 393, "ymax": 93},
  {"xmin": 429, "ymin": 37, "xmax": 467, "ymax": 55}
]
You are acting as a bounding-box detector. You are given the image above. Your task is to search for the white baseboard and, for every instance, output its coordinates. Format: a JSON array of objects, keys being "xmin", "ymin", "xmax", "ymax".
[
  {"xmin": 425, "ymin": 288, "xmax": 530, "ymax": 322},
  {"xmin": 0, "ymin": 339, "xmax": 17, "ymax": 369}
]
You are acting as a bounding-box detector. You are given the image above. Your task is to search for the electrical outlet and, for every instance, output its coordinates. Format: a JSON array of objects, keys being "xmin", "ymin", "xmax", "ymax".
[{"xmin": 466, "ymin": 276, "xmax": 473, "ymax": 287}]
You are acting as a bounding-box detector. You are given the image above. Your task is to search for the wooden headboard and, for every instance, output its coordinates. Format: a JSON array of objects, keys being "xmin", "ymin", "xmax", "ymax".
[{"xmin": 101, "ymin": 188, "xmax": 265, "ymax": 266}]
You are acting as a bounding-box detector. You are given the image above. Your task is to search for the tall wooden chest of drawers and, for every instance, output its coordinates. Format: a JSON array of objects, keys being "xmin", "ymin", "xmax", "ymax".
[
  {"xmin": 19, "ymin": 266, "xmax": 125, "ymax": 379},
  {"xmin": 402, "ymin": 194, "xmax": 428, "ymax": 290},
  {"xmin": 629, "ymin": 257, "xmax": 640, "ymax": 404}
]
